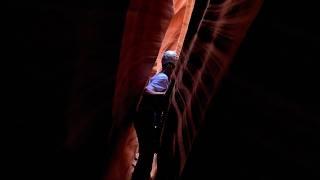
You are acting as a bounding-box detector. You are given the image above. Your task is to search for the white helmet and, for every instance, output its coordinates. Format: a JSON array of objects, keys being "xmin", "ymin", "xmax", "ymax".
[{"xmin": 162, "ymin": 50, "xmax": 178, "ymax": 66}]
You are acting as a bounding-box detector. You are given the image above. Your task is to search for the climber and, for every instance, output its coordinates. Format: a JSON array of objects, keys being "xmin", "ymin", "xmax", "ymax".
[{"xmin": 131, "ymin": 50, "xmax": 178, "ymax": 180}]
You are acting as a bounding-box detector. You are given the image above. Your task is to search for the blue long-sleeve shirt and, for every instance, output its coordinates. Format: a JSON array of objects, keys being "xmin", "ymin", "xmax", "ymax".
[{"xmin": 145, "ymin": 72, "xmax": 169, "ymax": 95}]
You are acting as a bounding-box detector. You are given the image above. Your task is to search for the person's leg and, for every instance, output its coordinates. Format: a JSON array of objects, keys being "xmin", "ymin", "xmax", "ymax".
[
  {"xmin": 132, "ymin": 111, "xmax": 155, "ymax": 180},
  {"xmin": 153, "ymin": 111, "xmax": 163, "ymax": 154},
  {"xmin": 155, "ymin": 110, "xmax": 177, "ymax": 180}
]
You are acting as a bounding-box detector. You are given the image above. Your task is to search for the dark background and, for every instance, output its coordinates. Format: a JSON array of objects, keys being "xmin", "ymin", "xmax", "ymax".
[
  {"xmin": 6, "ymin": 1, "xmax": 319, "ymax": 179},
  {"xmin": 182, "ymin": 1, "xmax": 320, "ymax": 179},
  {"xmin": 6, "ymin": 1, "xmax": 130, "ymax": 179}
]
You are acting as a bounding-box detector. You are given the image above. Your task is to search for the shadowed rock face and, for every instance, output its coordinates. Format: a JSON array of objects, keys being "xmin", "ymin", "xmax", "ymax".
[
  {"xmin": 154, "ymin": 1, "xmax": 263, "ymax": 178},
  {"xmin": 9, "ymin": 0, "xmax": 320, "ymax": 179}
]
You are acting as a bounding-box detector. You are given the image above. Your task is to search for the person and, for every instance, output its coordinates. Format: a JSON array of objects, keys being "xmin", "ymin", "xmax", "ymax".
[{"xmin": 131, "ymin": 50, "xmax": 178, "ymax": 180}]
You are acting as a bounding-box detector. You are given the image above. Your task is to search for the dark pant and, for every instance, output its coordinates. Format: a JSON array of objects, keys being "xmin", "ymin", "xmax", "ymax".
[{"xmin": 131, "ymin": 95, "xmax": 165, "ymax": 180}]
